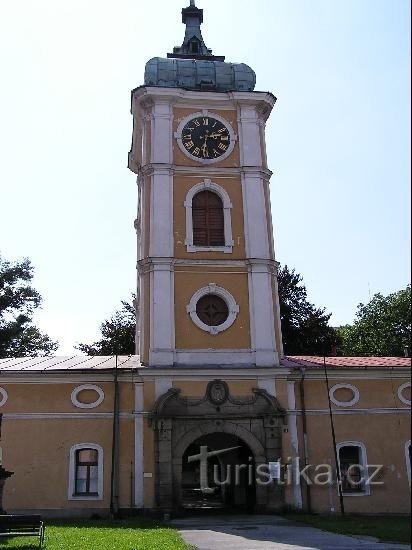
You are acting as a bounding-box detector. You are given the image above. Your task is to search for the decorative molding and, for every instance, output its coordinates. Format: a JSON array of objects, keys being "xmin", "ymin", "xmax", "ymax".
[
  {"xmin": 70, "ymin": 385, "xmax": 105, "ymax": 409},
  {"xmin": 67, "ymin": 443, "xmax": 104, "ymax": 501},
  {"xmin": 186, "ymin": 284, "xmax": 239, "ymax": 334},
  {"xmin": 329, "ymin": 383, "xmax": 360, "ymax": 408},
  {"xmin": 175, "ymin": 110, "xmax": 237, "ymax": 164},
  {"xmin": 150, "ymin": 379, "xmax": 285, "ymax": 422},
  {"xmin": 397, "ymin": 382, "xmax": 411, "ymax": 406},
  {"xmin": 184, "ymin": 179, "xmax": 233, "ymax": 253},
  {"xmin": 0, "ymin": 387, "xmax": 8, "ymax": 407}
]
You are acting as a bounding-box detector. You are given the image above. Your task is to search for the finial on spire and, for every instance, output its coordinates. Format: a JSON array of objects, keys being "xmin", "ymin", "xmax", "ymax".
[{"xmin": 167, "ymin": 1, "xmax": 225, "ymax": 61}]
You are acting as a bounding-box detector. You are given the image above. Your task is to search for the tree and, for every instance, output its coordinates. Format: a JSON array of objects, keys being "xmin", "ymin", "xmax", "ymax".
[
  {"xmin": 277, "ymin": 265, "xmax": 338, "ymax": 355},
  {"xmin": 337, "ymin": 286, "xmax": 411, "ymax": 357},
  {"xmin": 76, "ymin": 298, "xmax": 136, "ymax": 356},
  {"xmin": 0, "ymin": 255, "xmax": 58, "ymax": 358}
]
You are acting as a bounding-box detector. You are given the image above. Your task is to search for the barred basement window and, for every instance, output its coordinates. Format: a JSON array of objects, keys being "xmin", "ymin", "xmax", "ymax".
[
  {"xmin": 75, "ymin": 448, "xmax": 99, "ymax": 495},
  {"xmin": 337, "ymin": 443, "xmax": 369, "ymax": 495},
  {"xmin": 192, "ymin": 191, "xmax": 224, "ymax": 247},
  {"xmin": 196, "ymin": 294, "xmax": 229, "ymax": 326}
]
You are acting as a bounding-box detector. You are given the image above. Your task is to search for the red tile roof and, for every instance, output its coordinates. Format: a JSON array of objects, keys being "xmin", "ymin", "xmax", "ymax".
[{"xmin": 283, "ymin": 356, "xmax": 411, "ymax": 368}]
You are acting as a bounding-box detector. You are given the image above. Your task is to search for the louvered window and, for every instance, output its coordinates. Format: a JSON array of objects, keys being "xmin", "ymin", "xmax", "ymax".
[
  {"xmin": 196, "ymin": 294, "xmax": 229, "ymax": 326},
  {"xmin": 192, "ymin": 191, "xmax": 225, "ymax": 247}
]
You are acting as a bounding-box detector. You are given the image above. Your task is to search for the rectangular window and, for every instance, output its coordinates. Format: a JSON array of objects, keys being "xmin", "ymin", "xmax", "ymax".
[
  {"xmin": 338, "ymin": 445, "xmax": 365, "ymax": 494},
  {"xmin": 75, "ymin": 448, "xmax": 99, "ymax": 496}
]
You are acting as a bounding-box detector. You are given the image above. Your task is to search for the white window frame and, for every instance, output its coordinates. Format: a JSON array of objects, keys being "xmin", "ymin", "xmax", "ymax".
[
  {"xmin": 186, "ymin": 284, "xmax": 239, "ymax": 335},
  {"xmin": 336, "ymin": 441, "xmax": 370, "ymax": 497},
  {"xmin": 405, "ymin": 440, "xmax": 411, "ymax": 489},
  {"xmin": 329, "ymin": 383, "xmax": 360, "ymax": 407},
  {"xmin": 68, "ymin": 443, "xmax": 104, "ymax": 500},
  {"xmin": 70, "ymin": 384, "xmax": 105, "ymax": 409},
  {"xmin": 184, "ymin": 179, "xmax": 234, "ymax": 253},
  {"xmin": 0, "ymin": 387, "xmax": 8, "ymax": 407},
  {"xmin": 397, "ymin": 382, "xmax": 411, "ymax": 406}
]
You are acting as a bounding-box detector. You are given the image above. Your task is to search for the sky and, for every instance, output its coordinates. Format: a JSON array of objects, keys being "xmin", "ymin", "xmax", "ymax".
[{"xmin": 0, "ymin": 0, "xmax": 410, "ymax": 354}]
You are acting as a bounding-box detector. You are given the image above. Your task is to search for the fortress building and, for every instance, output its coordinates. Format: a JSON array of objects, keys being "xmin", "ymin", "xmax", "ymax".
[{"xmin": 0, "ymin": 2, "xmax": 410, "ymax": 516}]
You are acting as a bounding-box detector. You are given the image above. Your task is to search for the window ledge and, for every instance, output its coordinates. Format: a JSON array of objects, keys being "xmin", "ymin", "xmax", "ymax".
[
  {"xmin": 68, "ymin": 495, "xmax": 103, "ymax": 501},
  {"xmin": 187, "ymin": 245, "xmax": 233, "ymax": 253}
]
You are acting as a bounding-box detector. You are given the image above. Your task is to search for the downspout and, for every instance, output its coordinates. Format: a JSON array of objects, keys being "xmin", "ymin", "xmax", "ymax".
[
  {"xmin": 110, "ymin": 355, "xmax": 120, "ymax": 516},
  {"xmin": 323, "ymin": 356, "xmax": 345, "ymax": 515},
  {"xmin": 298, "ymin": 367, "xmax": 311, "ymax": 513}
]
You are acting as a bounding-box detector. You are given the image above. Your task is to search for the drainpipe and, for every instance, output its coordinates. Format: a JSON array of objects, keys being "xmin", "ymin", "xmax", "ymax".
[
  {"xmin": 323, "ymin": 355, "xmax": 345, "ymax": 515},
  {"xmin": 110, "ymin": 355, "xmax": 120, "ymax": 516},
  {"xmin": 298, "ymin": 368, "xmax": 311, "ymax": 513}
]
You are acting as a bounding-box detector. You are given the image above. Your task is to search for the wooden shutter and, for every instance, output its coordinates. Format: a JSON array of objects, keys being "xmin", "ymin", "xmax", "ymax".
[{"xmin": 192, "ymin": 191, "xmax": 224, "ymax": 246}]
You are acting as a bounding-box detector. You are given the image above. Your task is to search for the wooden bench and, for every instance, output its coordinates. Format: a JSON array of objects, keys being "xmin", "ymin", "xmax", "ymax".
[{"xmin": 0, "ymin": 514, "xmax": 45, "ymax": 548}]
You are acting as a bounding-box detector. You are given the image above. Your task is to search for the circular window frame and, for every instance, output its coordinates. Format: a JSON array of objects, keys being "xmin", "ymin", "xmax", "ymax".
[
  {"xmin": 71, "ymin": 384, "xmax": 105, "ymax": 409},
  {"xmin": 329, "ymin": 383, "xmax": 360, "ymax": 408},
  {"xmin": 186, "ymin": 284, "xmax": 239, "ymax": 335},
  {"xmin": 397, "ymin": 382, "xmax": 411, "ymax": 406},
  {"xmin": 0, "ymin": 387, "xmax": 8, "ymax": 408},
  {"xmin": 174, "ymin": 110, "xmax": 237, "ymax": 165}
]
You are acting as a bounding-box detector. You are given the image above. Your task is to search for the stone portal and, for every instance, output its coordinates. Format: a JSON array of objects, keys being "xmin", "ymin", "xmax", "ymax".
[{"xmin": 150, "ymin": 380, "xmax": 285, "ymax": 513}]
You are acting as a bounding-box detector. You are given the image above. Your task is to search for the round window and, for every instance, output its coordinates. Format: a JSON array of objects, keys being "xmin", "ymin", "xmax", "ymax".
[
  {"xmin": 196, "ymin": 294, "xmax": 229, "ymax": 327},
  {"xmin": 186, "ymin": 284, "xmax": 239, "ymax": 335}
]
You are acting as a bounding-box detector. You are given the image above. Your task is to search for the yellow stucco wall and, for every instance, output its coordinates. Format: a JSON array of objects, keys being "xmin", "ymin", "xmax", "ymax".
[{"xmin": 174, "ymin": 267, "xmax": 251, "ymax": 349}]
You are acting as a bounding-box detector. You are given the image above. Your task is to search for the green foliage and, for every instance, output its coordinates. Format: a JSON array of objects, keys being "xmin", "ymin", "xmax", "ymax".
[
  {"xmin": 278, "ymin": 265, "xmax": 338, "ymax": 355},
  {"xmin": 337, "ymin": 285, "xmax": 411, "ymax": 356},
  {"xmin": 76, "ymin": 298, "xmax": 136, "ymax": 356},
  {"xmin": 0, "ymin": 255, "xmax": 58, "ymax": 358},
  {"xmin": 4, "ymin": 518, "xmax": 192, "ymax": 550}
]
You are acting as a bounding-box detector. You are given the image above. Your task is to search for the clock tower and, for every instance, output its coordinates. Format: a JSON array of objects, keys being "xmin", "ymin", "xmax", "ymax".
[
  {"xmin": 128, "ymin": 1, "xmax": 283, "ymax": 369},
  {"xmin": 128, "ymin": 1, "xmax": 286, "ymax": 513}
]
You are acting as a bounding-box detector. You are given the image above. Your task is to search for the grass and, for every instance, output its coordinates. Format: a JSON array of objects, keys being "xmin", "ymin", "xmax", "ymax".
[
  {"xmin": 0, "ymin": 517, "xmax": 193, "ymax": 550},
  {"xmin": 283, "ymin": 512, "xmax": 411, "ymax": 544}
]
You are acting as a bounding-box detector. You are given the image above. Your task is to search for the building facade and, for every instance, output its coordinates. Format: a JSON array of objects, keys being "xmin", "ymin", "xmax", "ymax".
[{"xmin": 0, "ymin": 1, "xmax": 411, "ymax": 517}]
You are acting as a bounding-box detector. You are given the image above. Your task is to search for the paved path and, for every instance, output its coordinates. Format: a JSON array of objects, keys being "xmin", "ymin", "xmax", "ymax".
[{"xmin": 169, "ymin": 515, "xmax": 409, "ymax": 550}]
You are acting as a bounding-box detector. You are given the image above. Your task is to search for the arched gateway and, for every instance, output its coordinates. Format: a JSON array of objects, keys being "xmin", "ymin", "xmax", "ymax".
[{"xmin": 150, "ymin": 380, "xmax": 285, "ymax": 513}]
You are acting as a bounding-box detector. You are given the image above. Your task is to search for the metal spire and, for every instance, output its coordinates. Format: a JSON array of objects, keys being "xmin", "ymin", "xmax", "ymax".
[{"xmin": 167, "ymin": 0, "xmax": 225, "ymax": 61}]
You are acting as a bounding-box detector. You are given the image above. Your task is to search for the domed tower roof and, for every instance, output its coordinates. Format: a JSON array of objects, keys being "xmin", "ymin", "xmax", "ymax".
[{"xmin": 144, "ymin": 1, "xmax": 256, "ymax": 93}]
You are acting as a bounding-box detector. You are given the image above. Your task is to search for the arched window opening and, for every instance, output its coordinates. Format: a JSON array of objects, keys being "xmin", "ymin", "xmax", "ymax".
[
  {"xmin": 337, "ymin": 442, "xmax": 370, "ymax": 496},
  {"xmin": 75, "ymin": 448, "xmax": 99, "ymax": 496},
  {"xmin": 192, "ymin": 191, "xmax": 224, "ymax": 247},
  {"xmin": 68, "ymin": 443, "xmax": 103, "ymax": 500}
]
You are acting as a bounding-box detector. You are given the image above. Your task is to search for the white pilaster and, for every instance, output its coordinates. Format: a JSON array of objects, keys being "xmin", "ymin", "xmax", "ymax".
[
  {"xmin": 150, "ymin": 101, "xmax": 173, "ymax": 164},
  {"xmin": 134, "ymin": 383, "xmax": 144, "ymax": 508},
  {"xmin": 248, "ymin": 262, "xmax": 279, "ymax": 366},
  {"xmin": 149, "ymin": 260, "xmax": 175, "ymax": 366},
  {"xmin": 237, "ymin": 105, "xmax": 262, "ymax": 166},
  {"xmin": 149, "ymin": 168, "xmax": 174, "ymax": 258},
  {"xmin": 241, "ymin": 172, "xmax": 270, "ymax": 259},
  {"xmin": 287, "ymin": 381, "xmax": 303, "ymax": 509}
]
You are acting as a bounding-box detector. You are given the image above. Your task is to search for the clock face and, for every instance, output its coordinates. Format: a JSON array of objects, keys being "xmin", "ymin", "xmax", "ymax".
[{"xmin": 181, "ymin": 116, "xmax": 231, "ymax": 160}]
